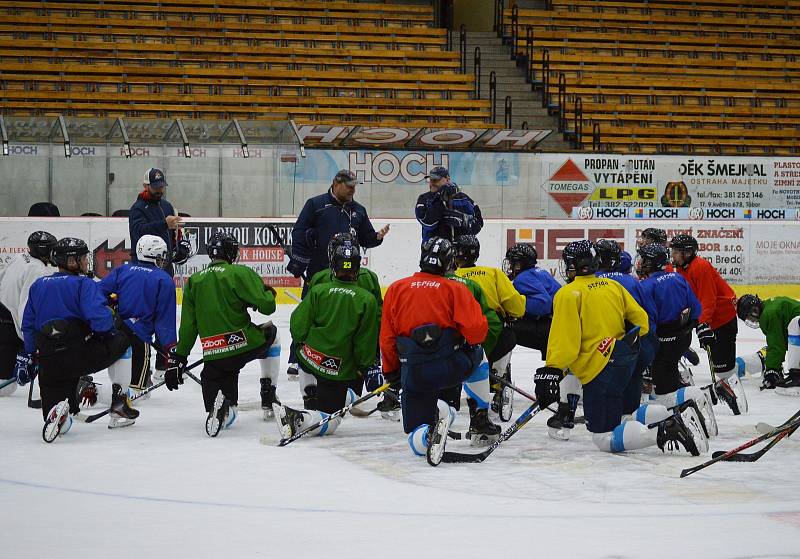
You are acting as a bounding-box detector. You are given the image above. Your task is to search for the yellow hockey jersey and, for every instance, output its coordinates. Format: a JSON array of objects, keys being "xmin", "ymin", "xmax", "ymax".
[
  {"xmin": 454, "ymin": 265, "xmax": 526, "ymax": 319},
  {"xmin": 546, "ymin": 275, "xmax": 649, "ymax": 385}
]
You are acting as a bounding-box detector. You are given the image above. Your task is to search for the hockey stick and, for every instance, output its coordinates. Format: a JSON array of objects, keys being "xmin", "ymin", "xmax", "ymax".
[
  {"xmin": 712, "ymin": 409, "xmax": 800, "ymax": 462},
  {"xmin": 275, "ymin": 383, "xmax": 390, "ymax": 446},
  {"xmin": 283, "ymin": 289, "xmax": 302, "ymax": 304},
  {"xmin": 268, "ymin": 224, "xmax": 308, "ymax": 282},
  {"xmin": 82, "ymin": 358, "xmax": 203, "ymax": 423},
  {"xmin": 0, "ymin": 377, "xmax": 15, "ymax": 390},
  {"xmin": 490, "ymin": 372, "xmax": 536, "ymax": 402},
  {"xmin": 349, "ymin": 387, "xmax": 399, "ymax": 418},
  {"xmin": 441, "ymin": 403, "xmax": 542, "ymax": 464},
  {"xmin": 680, "ymin": 416, "xmax": 800, "ymax": 478}
]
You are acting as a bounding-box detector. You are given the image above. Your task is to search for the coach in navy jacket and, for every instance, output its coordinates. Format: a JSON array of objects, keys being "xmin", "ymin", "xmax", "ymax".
[
  {"xmin": 129, "ymin": 168, "xmax": 189, "ymax": 275},
  {"xmin": 287, "ymin": 169, "xmax": 389, "ymax": 287}
]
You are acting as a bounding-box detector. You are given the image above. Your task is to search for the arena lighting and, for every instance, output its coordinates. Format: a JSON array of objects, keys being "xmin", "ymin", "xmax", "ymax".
[
  {"xmin": 110, "ymin": 117, "xmax": 132, "ymax": 158},
  {"xmin": 176, "ymin": 118, "xmax": 191, "ymax": 158},
  {"xmin": 0, "ymin": 116, "xmax": 8, "ymax": 156},
  {"xmin": 288, "ymin": 119, "xmax": 307, "ymax": 158},
  {"xmin": 57, "ymin": 115, "xmax": 71, "ymax": 158},
  {"xmin": 220, "ymin": 118, "xmax": 249, "ymax": 158}
]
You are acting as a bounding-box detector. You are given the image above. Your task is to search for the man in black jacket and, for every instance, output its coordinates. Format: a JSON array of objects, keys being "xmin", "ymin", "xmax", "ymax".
[
  {"xmin": 285, "ymin": 169, "xmax": 389, "ymax": 379},
  {"xmin": 128, "ymin": 168, "xmax": 191, "ymax": 276},
  {"xmin": 414, "ymin": 166, "xmax": 482, "ymax": 243}
]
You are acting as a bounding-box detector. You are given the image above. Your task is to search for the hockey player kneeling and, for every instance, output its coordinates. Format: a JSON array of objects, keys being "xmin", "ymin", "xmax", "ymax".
[
  {"xmin": 737, "ymin": 294, "xmax": 800, "ymax": 395},
  {"xmin": 381, "ymin": 237, "xmax": 490, "ymax": 466},
  {"xmin": 535, "ymin": 241, "xmax": 709, "ymax": 456},
  {"xmin": 273, "ymin": 242, "xmax": 379, "ymax": 439},
  {"xmin": 22, "ymin": 238, "xmax": 132, "ymax": 441},
  {"xmin": 169, "ymin": 233, "xmax": 281, "ymax": 437},
  {"xmin": 637, "ymin": 244, "xmax": 718, "ymax": 438}
]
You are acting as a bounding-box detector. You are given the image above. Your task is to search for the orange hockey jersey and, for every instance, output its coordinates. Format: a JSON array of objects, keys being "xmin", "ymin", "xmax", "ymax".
[
  {"xmin": 380, "ymin": 271, "xmax": 488, "ymax": 373},
  {"xmin": 676, "ymin": 256, "xmax": 736, "ymax": 329}
]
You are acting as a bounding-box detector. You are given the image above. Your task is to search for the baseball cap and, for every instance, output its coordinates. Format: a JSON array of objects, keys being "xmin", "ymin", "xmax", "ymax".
[
  {"xmin": 143, "ymin": 168, "xmax": 168, "ymax": 188},
  {"xmin": 425, "ymin": 166, "xmax": 449, "ymax": 180},
  {"xmin": 334, "ymin": 169, "xmax": 361, "ymax": 186}
]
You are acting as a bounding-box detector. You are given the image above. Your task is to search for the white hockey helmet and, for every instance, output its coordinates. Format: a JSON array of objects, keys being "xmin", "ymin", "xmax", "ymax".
[{"xmin": 136, "ymin": 235, "xmax": 168, "ymax": 268}]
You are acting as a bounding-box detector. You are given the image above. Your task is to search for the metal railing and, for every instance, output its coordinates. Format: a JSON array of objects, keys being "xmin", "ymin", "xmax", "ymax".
[
  {"xmin": 494, "ymin": 0, "xmax": 505, "ymax": 37},
  {"xmin": 459, "ymin": 24, "xmax": 467, "ymax": 73},
  {"xmin": 474, "ymin": 46, "xmax": 482, "ymax": 99},
  {"xmin": 489, "ymin": 70, "xmax": 498, "ymax": 123},
  {"xmin": 504, "ymin": 96, "xmax": 513, "ymax": 128}
]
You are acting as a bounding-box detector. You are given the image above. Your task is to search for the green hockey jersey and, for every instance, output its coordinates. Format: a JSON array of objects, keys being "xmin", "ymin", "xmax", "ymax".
[
  {"xmin": 760, "ymin": 296, "xmax": 800, "ymax": 370},
  {"xmin": 177, "ymin": 261, "xmax": 276, "ymax": 360},
  {"xmin": 290, "ymin": 277, "xmax": 379, "ymax": 381}
]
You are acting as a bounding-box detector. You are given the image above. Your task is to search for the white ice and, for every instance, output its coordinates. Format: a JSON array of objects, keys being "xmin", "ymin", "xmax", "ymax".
[{"xmin": 2, "ymin": 309, "xmax": 799, "ymax": 559}]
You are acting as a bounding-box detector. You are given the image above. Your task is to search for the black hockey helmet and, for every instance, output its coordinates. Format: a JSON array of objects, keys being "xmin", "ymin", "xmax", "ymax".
[
  {"xmin": 420, "ymin": 236, "xmax": 454, "ymax": 276},
  {"xmin": 737, "ymin": 294, "xmax": 763, "ymax": 329},
  {"xmin": 594, "ymin": 239, "xmax": 621, "ymax": 272},
  {"xmin": 453, "ymin": 234, "xmax": 479, "ymax": 265},
  {"xmin": 327, "ymin": 232, "xmax": 359, "ymax": 266},
  {"xmin": 207, "ymin": 232, "xmax": 239, "ymax": 264},
  {"xmin": 330, "ymin": 241, "xmax": 361, "ymax": 280},
  {"xmin": 503, "ymin": 243, "xmax": 537, "ymax": 279},
  {"xmin": 670, "ymin": 233, "xmax": 698, "ymax": 267},
  {"xmin": 560, "ymin": 240, "xmax": 598, "ymax": 280},
  {"xmin": 637, "ymin": 243, "xmax": 670, "ymax": 275},
  {"xmin": 27, "ymin": 231, "xmax": 57, "ymax": 262},
  {"xmin": 51, "ymin": 237, "xmax": 89, "ymax": 271},
  {"xmin": 639, "ymin": 227, "xmax": 668, "ymax": 247}
]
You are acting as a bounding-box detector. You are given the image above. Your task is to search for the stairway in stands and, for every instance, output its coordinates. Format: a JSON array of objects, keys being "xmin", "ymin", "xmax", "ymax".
[{"xmin": 463, "ymin": 30, "xmax": 574, "ymax": 152}]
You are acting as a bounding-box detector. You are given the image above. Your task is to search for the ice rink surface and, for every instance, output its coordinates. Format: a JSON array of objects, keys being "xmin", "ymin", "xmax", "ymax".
[{"xmin": 2, "ymin": 306, "xmax": 799, "ymax": 559}]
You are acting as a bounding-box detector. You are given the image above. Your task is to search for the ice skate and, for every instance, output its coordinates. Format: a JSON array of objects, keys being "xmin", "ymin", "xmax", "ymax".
[
  {"xmin": 670, "ymin": 399, "xmax": 711, "ymax": 439},
  {"xmin": 426, "ymin": 400, "xmax": 451, "ymax": 467},
  {"xmin": 656, "ymin": 405, "xmax": 709, "ymax": 457},
  {"xmin": 205, "ymin": 390, "xmax": 230, "ymax": 437},
  {"xmin": 109, "ymin": 383, "xmax": 139, "ymax": 429},
  {"xmin": 377, "ymin": 389, "xmax": 401, "ymax": 422},
  {"xmin": 547, "ymin": 401, "xmax": 576, "ymax": 441},
  {"xmin": 272, "ymin": 402, "xmax": 306, "ymax": 440},
  {"xmin": 42, "ymin": 399, "xmax": 71, "ymax": 443},
  {"xmin": 76, "ymin": 375, "xmax": 98, "ymax": 408},
  {"xmin": 260, "ymin": 378, "xmax": 279, "ymax": 420},
  {"xmin": 678, "ymin": 357, "xmax": 694, "ymax": 386},
  {"xmin": 286, "ymin": 363, "xmax": 299, "ymax": 382},
  {"xmin": 467, "ymin": 407, "xmax": 501, "ymax": 446},
  {"xmin": 714, "ymin": 375, "xmax": 748, "ymax": 415},
  {"xmin": 776, "ymin": 369, "xmax": 800, "ymax": 396}
]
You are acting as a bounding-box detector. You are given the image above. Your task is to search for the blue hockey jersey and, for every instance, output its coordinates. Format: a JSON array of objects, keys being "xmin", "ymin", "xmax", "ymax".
[
  {"xmin": 99, "ymin": 263, "xmax": 177, "ymax": 348},
  {"xmin": 597, "ymin": 271, "xmax": 657, "ymax": 329},
  {"xmin": 640, "ymin": 271, "xmax": 702, "ymax": 327},
  {"xmin": 22, "ymin": 273, "xmax": 114, "ymax": 354},
  {"xmin": 512, "ymin": 267, "xmax": 561, "ymax": 317}
]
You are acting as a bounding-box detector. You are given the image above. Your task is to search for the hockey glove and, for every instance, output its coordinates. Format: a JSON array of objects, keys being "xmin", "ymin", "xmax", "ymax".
[
  {"xmin": 364, "ymin": 360, "xmax": 384, "ymax": 392},
  {"xmin": 384, "ymin": 369, "xmax": 402, "ymax": 393},
  {"xmin": 696, "ymin": 322, "xmax": 716, "ymax": 347},
  {"xmin": 286, "ymin": 257, "xmax": 306, "ymax": 279},
  {"xmin": 442, "ymin": 208, "xmax": 473, "ymax": 231},
  {"xmin": 762, "ymin": 369, "xmax": 783, "ymax": 390},
  {"xmin": 13, "ymin": 352, "xmax": 37, "ymax": 385},
  {"xmin": 165, "ymin": 348, "xmax": 187, "ymax": 391},
  {"xmin": 534, "ymin": 366, "xmax": 562, "ymax": 408},
  {"xmin": 439, "ymin": 182, "xmax": 459, "ymax": 201}
]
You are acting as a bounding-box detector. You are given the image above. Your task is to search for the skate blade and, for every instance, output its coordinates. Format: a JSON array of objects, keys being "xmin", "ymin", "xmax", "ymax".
[
  {"xmin": 426, "ymin": 418, "xmax": 449, "ymax": 467},
  {"xmin": 685, "ymin": 408, "xmax": 709, "ymax": 454},
  {"xmin": 380, "ymin": 410, "xmax": 401, "ymax": 422},
  {"xmin": 205, "ymin": 392, "xmax": 225, "ymax": 437},
  {"xmin": 548, "ymin": 426, "xmax": 571, "ymax": 441},
  {"xmin": 467, "ymin": 432, "xmax": 498, "ymax": 447},
  {"xmin": 42, "ymin": 400, "xmax": 70, "ymax": 443},
  {"xmin": 272, "ymin": 402, "xmax": 292, "ymax": 439},
  {"xmin": 108, "ymin": 417, "xmax": 136, "ymax": 429},
  {"xmin": 775, "ymin": 386, "xmax": 800, "ymax": 397}
]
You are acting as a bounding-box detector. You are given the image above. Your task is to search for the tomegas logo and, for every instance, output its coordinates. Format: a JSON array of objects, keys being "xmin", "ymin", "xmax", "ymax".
[{"xmin": 547, "ymin": 159, "xmax": 592, "ymax": 214}]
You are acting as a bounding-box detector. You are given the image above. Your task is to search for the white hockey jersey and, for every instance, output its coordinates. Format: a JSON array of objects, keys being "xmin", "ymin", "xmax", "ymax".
[{"xmin": 0, "ymin": 253, "xmax": 55, "ymax": 338}]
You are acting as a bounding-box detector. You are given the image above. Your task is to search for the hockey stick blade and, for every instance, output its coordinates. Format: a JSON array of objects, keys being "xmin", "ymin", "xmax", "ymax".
[
  {"xmin": 349, "ymin": 388, "xmax": 399, "ymax": 418},
  {"xmin": 83, "ymin": 358, "xmax": 203, "ymax": 423},
  {"xmin": 277, "ymin": 383, "xmax": 389, "ymax": 446},
  {"xmin": 711, "ymin": 423, "xmax": 800, "ymax": 462},
  {"xmin": 681, "ymin": 417, "xmax": 800, "ymax": 477},
  {"xmin": 282, "ymin": 289, "xmax": 302, "ymax": 304},
  {"xmin": 0, "ymin": 377, "xmax": 16, "ymax": 390},
  {"xmin": 441, "ymin": 403, "xmax": 541, "ymax": 464}
]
